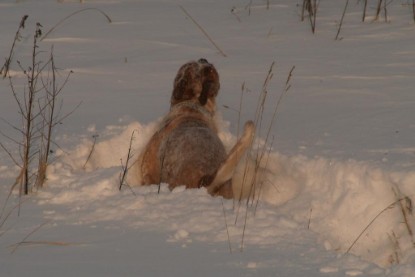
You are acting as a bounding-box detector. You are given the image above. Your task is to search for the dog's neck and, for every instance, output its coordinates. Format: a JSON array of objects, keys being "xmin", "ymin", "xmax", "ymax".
[{"xmin": 170, "ymin": 100, "xmax": 214, "ymax": 118}]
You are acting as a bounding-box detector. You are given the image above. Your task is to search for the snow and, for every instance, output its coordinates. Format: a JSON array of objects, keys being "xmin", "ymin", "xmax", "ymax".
[{"xmin": 1, "ymin": 0, "xmax": 415, "ymax": 276}]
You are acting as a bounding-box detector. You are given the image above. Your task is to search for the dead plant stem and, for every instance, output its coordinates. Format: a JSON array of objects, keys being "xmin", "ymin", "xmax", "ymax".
[
  {"xmin": 179, "ymin": 5, "xmax": 227, "ymax": 57},
  {"xmin": 335, "ymin": 0, "xmax": 349, "ymax": 40},
  {"xmin": 119, "ymin": 130, "xmax": 137, "ymax": 191},
  {"xmin": 1, "ymin": 15, "xmax": 28, "ymax": 78},
  {"xmin": 41, "ymin": 8, "xmax": 112, "ymax": 41},
  {"xmin": 346, "ymin": 196, "xmax": 411, "ymax": 254},
  {"xmin": 83, "ymin": 135, "xmax": 98, "ymax": 169}
]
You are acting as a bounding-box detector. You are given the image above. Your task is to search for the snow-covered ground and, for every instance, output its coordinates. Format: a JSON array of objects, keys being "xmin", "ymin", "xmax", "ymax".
[{"xmin": 1, "ymin": 0, "xmax": 415, "ymax": 276}]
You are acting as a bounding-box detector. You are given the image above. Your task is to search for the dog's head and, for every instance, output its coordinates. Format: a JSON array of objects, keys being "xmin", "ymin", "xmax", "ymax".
[{"xmin": 171, "ymin": 58, "xmax": 220, "ymax": 113}]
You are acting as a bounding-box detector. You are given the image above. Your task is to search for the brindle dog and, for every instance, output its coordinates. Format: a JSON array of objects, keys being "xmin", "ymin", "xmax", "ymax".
[{"xmin": 139, "ymin": 58, "xmax": 254, "ymax": 198}]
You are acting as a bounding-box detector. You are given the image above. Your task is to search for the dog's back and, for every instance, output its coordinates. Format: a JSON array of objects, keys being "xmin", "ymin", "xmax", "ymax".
[
  {"xmin": 139, "ymin": 59, "xmax": 253, "ymax": 199},
  {"xmin": 159, "ymin": 115, "xmax": 226, "ymax": 188}
]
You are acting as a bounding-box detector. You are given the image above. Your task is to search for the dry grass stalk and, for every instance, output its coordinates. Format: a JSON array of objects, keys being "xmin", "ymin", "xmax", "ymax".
[
  {"xmin": 392, "ymin": 186, "xmax": 415, "ymax": 247},
  {"xmin": 9, "ymin": 221, "xmax": 50, "ymax": 254},
  {"xmin": 9, "ymin": 240, "xmax": 75, "ymax": 248},
  {"xmin": 221, "ymin": 198, "xmax": 233, "ymax": 253},
  {"xmin": 413, "ymin": 0, "xmax": 415, "ymax": 23},
  {"xmin": 239, "ymin": 65, "xmax": 295, "ymax": 251},
  {"xmin": 308, "ymin": 207, "xmax": 313, "ymax": 229},
  {"xmin": 0, "ymin": 196, "xmax": 30, "ymax": 230},
  {"xmin": 19, "ymin": 22, "xmax": 44, "ymax": 195},
  {"xmin": 230, "ymin": 7, "xmax": 242, "ymax": 22},
  {"xmin": 234, "ymin": 62, "xmax": 276, "ymax": 224},
  {"xmin": 374, "ymin": 0, "xmax": 391, "ymax": 22},
  {"xmin": 250, "ymin": 65, "xmax": 294, "ymax": 204},
  {"xmin": 41, "ymin": 8, "xmax": 112, "ymax": 41},
  {"xmin": 83, "ymin": 134, "xmax": 99, "ymax": 169},
  {"xmin": 223, "ymin": 82, "xmax": 246, "ymax": 142},
  {"xmin": 235, "ymin": 63, "xmax": 275, "ymax": 249},
  {"xmin": 362, "ymin": 0, "xmax": 368, "ymax": 22},
  {"xmin": 179, "ymin": 5, "xmax": 227, "ymax": 57},
  {"xmin": 375, "ymin": 0, "xmax": 384, "ymax": 21},
  {"xmin": 245, "ymin": 0, "xmax": 253, "ymax": 16},
  {"xmin": 119, "ymin": 130, "xmax": 137, "ymax": 191},
  {"xmin": 0, "ymin": 15, "xmax": 28, "ymax": 78},
  {"xmin": 387, "ymin": 231, "xmax": 401, "ymax": 264},
  {"xmin": 335, "ymin": 0, "xmax": 350, "ymax": 40},
  {"xmin": 301, "ymin": 0, "xmax": 307, "ymax": 21},
  {"xmin": 36, "ymin": 47, "xmax": 74, "ymax": 188},
  {"xmin": 346, "ymin": 193, "xmax": 414, "ymax": 254},
  {"xmin": 302, "ymin": 0, "xmax": 318, "ymax": 33},
  {"xmin": 346, "ymin": 202, "xmax": 393, "ymax": 254},
  {"xmin": 1, "ymin": 19, "xmax": 75, "ymax": 197}
]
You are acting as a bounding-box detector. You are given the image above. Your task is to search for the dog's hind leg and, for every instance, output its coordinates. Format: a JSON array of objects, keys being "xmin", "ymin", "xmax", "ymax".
[{"xmin": 207, "ymin": 120, "xmax": 255, "ymax": 196}]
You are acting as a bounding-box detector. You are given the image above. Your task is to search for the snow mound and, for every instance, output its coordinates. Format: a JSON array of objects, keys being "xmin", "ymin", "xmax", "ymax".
[{"xmin": 41, "ymin": 119, "xmax": 415, "ymax": 268}]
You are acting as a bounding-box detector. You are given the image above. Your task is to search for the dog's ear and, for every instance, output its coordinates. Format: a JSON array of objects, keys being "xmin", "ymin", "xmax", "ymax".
[
  {"xmin": 198, "ymin": 65, "xmax": 219, "ymax": 106},
  {"xmin": 171, "ymin": 62, "xmax": 201, "ymax": 106},
  {"xmin": 199, "ymin": 79, "xmax": 219, "ymax": 106},
  {"xmin": 172, "ymin": 78, "xmax": 188, "ymax": 101},
  {"xmin": 198, "ymin": 82, "xmax": 208, "ymax": 105}
]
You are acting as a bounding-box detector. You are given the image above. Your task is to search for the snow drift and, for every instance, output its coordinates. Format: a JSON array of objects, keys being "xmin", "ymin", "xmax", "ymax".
[{"xmin": 41, "ymin": 119, "xmax": 415, "ymax": 268}]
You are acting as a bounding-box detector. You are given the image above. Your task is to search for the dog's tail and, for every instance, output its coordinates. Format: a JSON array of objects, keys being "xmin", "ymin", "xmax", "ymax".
[{"xmin": 207, "ymin": 120, "xmax": 255, "ymax": 196}]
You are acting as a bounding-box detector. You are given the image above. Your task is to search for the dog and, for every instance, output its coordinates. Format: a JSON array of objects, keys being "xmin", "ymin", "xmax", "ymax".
[{"xmin": 138, "ymin": 58, "xmax": 254, "ymax": 198}]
